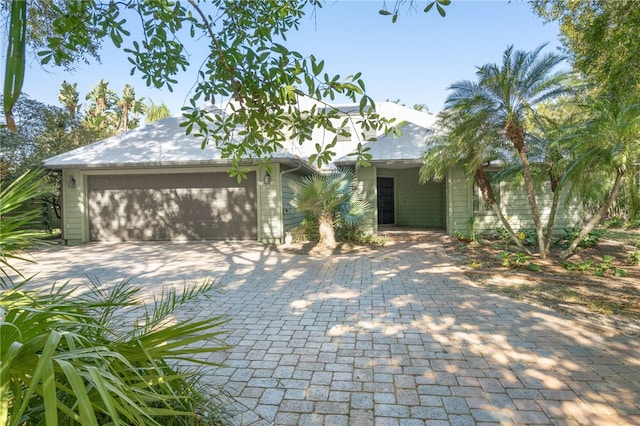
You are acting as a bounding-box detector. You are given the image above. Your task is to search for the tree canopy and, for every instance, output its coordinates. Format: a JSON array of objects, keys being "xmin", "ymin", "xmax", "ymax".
[
  {"xmin": 530, "ymin": 0, "xmax": 640, "ymax": 101},
  {"xmin": 2, "ymin": 0, "xmax": 449, "ymax": 174}
]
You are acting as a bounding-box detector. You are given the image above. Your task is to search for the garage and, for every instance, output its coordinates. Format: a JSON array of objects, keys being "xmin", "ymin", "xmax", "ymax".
[{"xmin": 87, "ymin": 172, "xmax": 257, "ymax": 241}]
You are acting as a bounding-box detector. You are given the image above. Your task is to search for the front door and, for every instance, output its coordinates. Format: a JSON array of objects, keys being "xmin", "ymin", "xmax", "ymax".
[{"xmin": 377, "ymin": 177, "xmax": 395, "ymax": 225}]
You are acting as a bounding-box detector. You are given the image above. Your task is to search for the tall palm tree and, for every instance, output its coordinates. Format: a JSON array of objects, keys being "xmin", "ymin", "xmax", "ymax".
[
  {"xmin": 420, "ymin": 108, "xmax": 529, "ymax": 252},
  {"xmin": 117, "ymin": 84, "xmax": 145, "ymax": 132},
  {"xmin": 57, "ymin": 80, "xmax": 80, "ymax": 121},
  {"xmin": 447, "ymin": 44, "xmax": 570, "ymax": 258},
  {"xmin": 558, "ymin": 94, "xmax": 640, "ymax": 257}
]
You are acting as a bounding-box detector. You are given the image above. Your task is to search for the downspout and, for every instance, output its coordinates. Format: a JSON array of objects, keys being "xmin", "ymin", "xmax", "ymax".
[{"xmin": 279, "ymin": 164, "xmax": 303, "ymax": 243}]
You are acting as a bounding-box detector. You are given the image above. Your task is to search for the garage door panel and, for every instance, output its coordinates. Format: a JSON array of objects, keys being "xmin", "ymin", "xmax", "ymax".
[{"xmin": 88, "ymin": 172, "xmax": 257, "ymax": 241}]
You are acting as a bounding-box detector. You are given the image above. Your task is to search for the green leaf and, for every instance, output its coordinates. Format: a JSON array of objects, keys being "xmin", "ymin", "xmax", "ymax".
[
  {"xmin": 438, "ymin": 0, "xmax": 451, "ymax": 5},
  {"xmin": 437, "ymin": 4, "xmax": 446, "ymax": 17},
  {"xmin": 379, "ymin": 9, "xmax": 392, "ymax": 15},
  {"xmin": 424, "ymin": 2, "xmax": 435, "ymax": 13}
]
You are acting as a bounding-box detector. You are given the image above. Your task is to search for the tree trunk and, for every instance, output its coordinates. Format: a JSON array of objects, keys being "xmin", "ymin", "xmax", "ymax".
[
  {"xmin": 491, "ymin": 203, "xmax": 531, "ymax": 254},
  {"xmin": 561, "ymin": 169, "xmax": 625, "ymax": 258},
  {"xmin": 474, "ymin": 168, "xmax": 529, "ymax": 253},
  {"xmin": 317, "ymin": 212, "xmax": 336, "ymax": 248},
  {"xmin": 544, "ymin": 183, "xmax": 561, "ymax": 255},
  {"xmin": 506, "ymin": 120, "xmax": 545, "ymax": 258}
]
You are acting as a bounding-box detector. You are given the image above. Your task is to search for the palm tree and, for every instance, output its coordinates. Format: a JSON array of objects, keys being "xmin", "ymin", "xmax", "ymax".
[
  {"xmin": 57, "ymin": 80, "xmax": 80, "ymax": 121},
  {"xmin": 447, "ymin": 44, "xmax": 570, "ymax": 258},
  {"xmin": 420, "ymin": 108, "xmax": 529, "ymax": 252},
  {"xmin": 117, "ymin": 84, "xmax": 145, "ymax": 132},
  {"xmin": 145, "ymin": 101, "xmax": 171, "ymax": 123},
  {"xmin": 558, "ymin": 94, "xmax": 640, "ymax": 257},
  {"xmin": 291, "ymin": 169, "xmax": 368, "ymax": 249}
]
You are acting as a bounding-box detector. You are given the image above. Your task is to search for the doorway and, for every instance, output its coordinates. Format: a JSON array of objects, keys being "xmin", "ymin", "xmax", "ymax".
[{"xmin": 377, "ymin": 177, "xmax": 395, "ymax": 225}]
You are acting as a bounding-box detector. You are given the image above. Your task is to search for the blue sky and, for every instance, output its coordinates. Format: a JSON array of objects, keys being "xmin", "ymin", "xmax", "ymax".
[{"xmin": 19, "ymin": 0, "xmax": 563, "ymax": 116}]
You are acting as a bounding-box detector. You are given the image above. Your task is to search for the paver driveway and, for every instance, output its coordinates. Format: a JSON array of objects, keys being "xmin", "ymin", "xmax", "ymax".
[{"xmin": 8, "ymin": 237, "xmax": 640, "ymax": 425}]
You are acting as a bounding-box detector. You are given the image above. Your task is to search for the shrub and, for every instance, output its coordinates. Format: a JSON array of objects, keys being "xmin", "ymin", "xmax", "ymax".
[
  {"xmin": 561, "ymin": 227, "xmax": 605, "ymax": 249},
  {"xmin": 0, "ymin": 278, "xmax": 232, "ymax": 425}
]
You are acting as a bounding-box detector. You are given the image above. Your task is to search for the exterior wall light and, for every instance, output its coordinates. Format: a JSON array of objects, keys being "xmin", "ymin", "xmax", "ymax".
[
  {"xmin": 68, "ymin": 175, "xmax": 76, "ymax": 189},
  {"xmin": 264, "ymin": 172, "xmax": 271, "ymax": 185}
]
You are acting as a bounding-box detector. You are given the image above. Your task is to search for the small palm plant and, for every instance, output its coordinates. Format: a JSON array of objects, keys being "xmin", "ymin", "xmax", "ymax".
[{"xmin": 291, "ymin": 169, "xmax": 369, "ymax": 248}]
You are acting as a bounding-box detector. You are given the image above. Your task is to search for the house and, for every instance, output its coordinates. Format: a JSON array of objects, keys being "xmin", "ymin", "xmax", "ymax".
[{"xmin": 43, "ymin": 102, "xmax": 581, "ymax": 245}]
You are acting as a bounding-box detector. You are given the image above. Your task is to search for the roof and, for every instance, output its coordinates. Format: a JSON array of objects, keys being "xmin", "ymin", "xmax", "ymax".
[
  {"xmin": 333, "ymin": 102, "xmax": 436, "ymax": 166},
  {"xmin": 43, "ymin": 101, "xmax": 436, "ymax": 170}
]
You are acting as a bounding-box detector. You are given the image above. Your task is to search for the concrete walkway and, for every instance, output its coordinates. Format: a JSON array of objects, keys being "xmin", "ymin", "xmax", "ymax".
[{"xmin": 8, "ymin": 238, "xmax": 640, "ymax": 425}]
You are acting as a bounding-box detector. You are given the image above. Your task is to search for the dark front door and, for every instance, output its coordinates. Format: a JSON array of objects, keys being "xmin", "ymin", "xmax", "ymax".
[{"xmin": 377, "ymin": 177, "xmax": 395, "ymax": 225}]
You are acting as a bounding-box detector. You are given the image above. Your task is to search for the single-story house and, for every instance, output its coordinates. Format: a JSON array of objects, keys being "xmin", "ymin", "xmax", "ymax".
[{"xmin": 43, "ymin": 101, "xmax": 581, "ymax": 245}]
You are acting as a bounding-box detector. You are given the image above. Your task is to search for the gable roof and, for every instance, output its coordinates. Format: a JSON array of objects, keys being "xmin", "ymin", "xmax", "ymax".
[
  {"xmin": 43, "ymin": 101, "xmax": 436, "ymax": 170},
  {"xmin": 334, "ymin": 103, "xmax": 436, "ymax": 167}
]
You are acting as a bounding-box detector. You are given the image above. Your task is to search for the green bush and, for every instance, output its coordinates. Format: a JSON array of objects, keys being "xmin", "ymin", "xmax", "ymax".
[
  {"xmin": 0, "ymin": 278, "xmax": 232, "ymax": 425},
  {"xmin": 561, "ymin": 227, "xmax": 605, "ymax": 249}
]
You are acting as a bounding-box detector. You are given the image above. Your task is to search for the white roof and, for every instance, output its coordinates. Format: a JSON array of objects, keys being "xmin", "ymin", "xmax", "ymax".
[{"xmin": 43, "ymin": 101, "xmax": 436, "ymax": 169}]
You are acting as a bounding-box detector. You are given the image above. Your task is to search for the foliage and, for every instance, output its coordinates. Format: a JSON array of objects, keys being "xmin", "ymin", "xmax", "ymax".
[
  {"xmin": 561, "ymin": 227, "xmax": 605, "ymax": 249},
  {"xmin": 443, "ymin": 44, "xmax": 570, "ymax": 258},
  {"xmin": 604, "ymin": 215, "xmax": 626, "ymax": 229},
  {"xmin": 556, "ymin": 94, "xmax": 640, "ymax": 257},
  {"xmin": 563, "ymin": 255, "xmax": 627, "ymax": 277},
  {"xmin": 531, "ymin": 1, "xmax": 640, "ymax": 223},
  {"xmin": 2, "ymin": 0, "xmax": 26, "ymax": 132},
  {"xmin": 530, "ymin": 0, "xmax": 640, "ymax": 102},
  {"xmin": 629, "ymin": 248, "xmax": 640, "ymax": 266},
  {"xmin": 497, "ymin": 251, "xmax": 532, "ymax": 269},
  {"xmin": 146, "ymin": 101, "xmax": 172, "ymax": 123},
  {"xmin": 291, "ymin": 169, "xmax": 368, "ymax": 247},
  {"xmin": 0, "ymin": 169, "xmax": 55, "ymax": 279},
  {"xmin": 0, "ymin": 278, "xmax": 231, "ymax": 425},
  {"xmin": 0, "ymin": 1, "xmax": 453, "ymax": 173}
]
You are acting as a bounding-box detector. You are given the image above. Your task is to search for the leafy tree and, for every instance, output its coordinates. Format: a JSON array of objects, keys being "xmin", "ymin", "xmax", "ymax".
[
  {"xmin": 530, "ymin": 0, "xmax": 640, "ymax": 222},
  {"xmin": 2, "ymin": 1, "xmax": 448, "ymax": 173},
  {"xmin": 145, "ymin": 101, "xmax": 171, "ymax": 123},
  {"xmin": 291, "ymin": 169, "xmax": 368, "ymax": 248},
  {"xmin": 556, "ymin": 94, "xmax": 640, "ymax": 257},
  {"xmin": 446, "ymin": 44, "xmax": 570, "ymax": 258},
  {"xmin": 530, "ymin": 0, "xmax": 640, "ymax": 101}
]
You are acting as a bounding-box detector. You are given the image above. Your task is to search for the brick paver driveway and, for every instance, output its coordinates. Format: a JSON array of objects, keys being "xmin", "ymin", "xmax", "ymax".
[{"xmin": 10, "ymin": 236, "xmax": 640, "ymax": 425}]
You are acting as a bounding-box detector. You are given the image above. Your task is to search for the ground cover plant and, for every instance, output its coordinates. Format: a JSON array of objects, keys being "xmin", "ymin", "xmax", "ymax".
[{"xmin": 444, "ymin": 226, "xmax": 640, "ymax": 336}]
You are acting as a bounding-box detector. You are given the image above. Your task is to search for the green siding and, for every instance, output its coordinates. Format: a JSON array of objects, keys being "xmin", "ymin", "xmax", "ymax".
[
  {"xmin": 447, "ymin": 165, "xmax": 472, "ymax": 234},
  {"xmin": 475, "ymin": 180, "xmax": 582, "ymax": 234},
  {"xmin": 282, "ymin": 171, "xmax": 305, "ymax": 232},
  {"xmin": 355, "ymin": 166, "xmax": 377, "ymax": 234},
  {"xmin": 377, "ymin": 167, "xmax": 445, "ymax": 229},
  {"xmin": 446, "ymin": 166, "xmax": 583, "ymax": 236}
]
